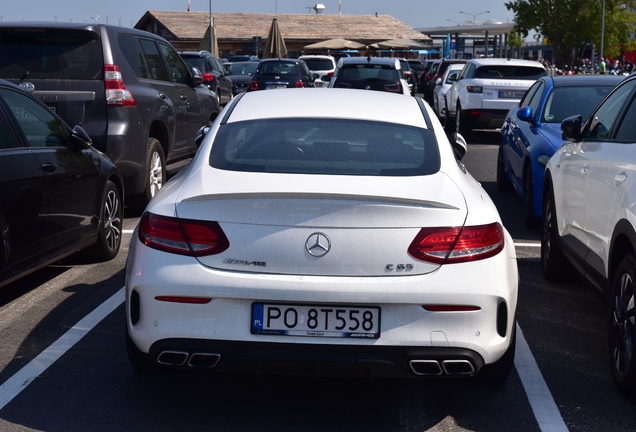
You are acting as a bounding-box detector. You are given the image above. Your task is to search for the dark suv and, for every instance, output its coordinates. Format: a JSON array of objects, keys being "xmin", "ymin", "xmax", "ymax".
[
  {"xmin": 248, "ymin": 59, "xmax": 315, "ymax": 91},
  {"xmin": 180, "ymin": 50, "xmax": 233, "ymax": 105},
  {"xmin": 0, "ymin": 23, "xmax": 221, "ymax": 208}
]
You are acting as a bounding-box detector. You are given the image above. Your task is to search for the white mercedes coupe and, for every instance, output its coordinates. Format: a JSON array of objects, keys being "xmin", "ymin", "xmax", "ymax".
[{"xmin": 125, "ymin": 88, "xmax": 518, "ymax": 382}]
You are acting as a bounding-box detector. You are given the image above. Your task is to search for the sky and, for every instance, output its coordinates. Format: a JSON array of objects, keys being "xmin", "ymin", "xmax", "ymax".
[{"xmin": 0, "ymin": 0, "xmax": 513, "ymax": 30}]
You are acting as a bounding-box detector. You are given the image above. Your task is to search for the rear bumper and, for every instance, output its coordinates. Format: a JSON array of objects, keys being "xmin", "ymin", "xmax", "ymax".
[
  {"xmin": 461, "ymin": 109, "xmax": 509, "ymax": 130},
  {"xmin": 148, "ymin": 338, "xmax": 485, "ymax": 378}
]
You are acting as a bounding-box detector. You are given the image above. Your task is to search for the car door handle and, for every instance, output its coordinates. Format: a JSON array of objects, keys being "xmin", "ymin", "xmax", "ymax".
[
  {"xmin": 180, "ymin": 95, "xmax": 188, "ymax": 101},
  {"xmin": 41, "ymin": 163, "xmax": 57, "ymax": 173},
  {"xmin": 615, "ymin": 172, "xmax": 628, "ymax": 184},
  {"xmin": 581, "ymin": 166, "xmax": 589, "ymax": 175},
  {"xmin": 157, "ymin": 92, "xmax": 166, "ymax": 100}
]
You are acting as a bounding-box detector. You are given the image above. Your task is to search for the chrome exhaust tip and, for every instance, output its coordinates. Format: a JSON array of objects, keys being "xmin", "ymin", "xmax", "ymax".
[
  {"xmin": 156, "ymin": 350, "xmax": 189, "ymax": 366},
  {"xmin": 442, "ymin": 359, "xmax": 475, "ymax": 375},
  {"xmin": 409, "ymin": 360, "xmax": 443, "ymax": 376},
  {"xmin": 188, "ymin": 352, "xmax": 221, "ymax": 368}
]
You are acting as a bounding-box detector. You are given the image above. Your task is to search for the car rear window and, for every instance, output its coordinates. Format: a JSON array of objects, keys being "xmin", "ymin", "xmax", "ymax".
[
  {"xmin": 303, "ymin": 59, "xmax": 335, "ymax": 70},
  {"xmin": 181, "ymin": 57, "xmax": 206, "ymax": 73},
  {"xmin": 209, "ymin": 118, "xmax": 440, "ymax": 176},
  {"xmin": 0, "ymin": 29, "xmax": 103, "ymax": 80},
  {"xmin": 475, "ymin": 65, "xmax": 546, "ymax": 80},
  {"xmin": 257, "ymin": 62, "xmax": 299, "ymax": 76}
]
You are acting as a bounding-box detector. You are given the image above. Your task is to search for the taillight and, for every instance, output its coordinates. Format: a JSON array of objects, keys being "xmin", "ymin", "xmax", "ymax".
[
  {"xmin": 104, "ymin": 64, "xmax": 136, "ymax": 106},
  {"xmin": 138, "ymin": 212, "xmax": 230, "ymax": 257},
  {"xmin": 467, "ymin": 86, "xmax": 483, "ymax": 93},
  {"xmin": 384, "ymin": 81, "xmax": 403, "ymax": 93},
  {"xmin": 202, "ymin": 72, "xmax": 215, "ymax": 82},
  {"xmin": 249, "ymin": 80, "xmax": 259, "ymax": 91},
  {"xmin": 407, "ymin": 223, "xmax": 504, "ymax": 264},
  {"xmin": 295, "ymin": 80, "xmax": 304, "ymax": 88}
]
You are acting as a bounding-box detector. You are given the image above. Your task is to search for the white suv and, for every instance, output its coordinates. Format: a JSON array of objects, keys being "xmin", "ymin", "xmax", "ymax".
[
  {"xmin": 542, "ymin": 74, "xmax": 636, "ymax": 398},
  {"xmin": 445, "ymin": 58, "xmax": 546, "ymax": 138},
  {"xmin": 298, "ymin": 55, "xmax": 336, "ymax": 88}
]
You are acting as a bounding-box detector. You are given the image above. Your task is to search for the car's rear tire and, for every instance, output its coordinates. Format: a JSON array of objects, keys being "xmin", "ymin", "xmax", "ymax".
[
  {"xmin": 479, "ymin": 321, "xmax": 516, "ymax": 384},
  {"xmin": 609, "ymin": 254, "xmax": 636, "ymax": 398},
  {"xmin": 496, "ymin": 145, "xmax": 513, "ymax": 192},
  {"xmin": 456, "ymin": 106, "xmax": 472, "ymax": 140},
  {"xmin": 541, "ymin": 186, "xmax": 567, "ymax": 281},
  {"xmin": 87, "ymin": 180, "xmax": 123, "ymax": 261},
  {"xmin": 523, "ymin": 164, "xmax": 539, "ymax": 228},
  {"xmin": 444, "ymin": 102, "xmax": 456, "ymax": 134}
]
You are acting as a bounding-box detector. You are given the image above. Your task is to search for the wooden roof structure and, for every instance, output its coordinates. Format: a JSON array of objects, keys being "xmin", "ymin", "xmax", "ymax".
[{"xmin": 135, "ymin": 11, "xmax": 432, "ymax": 46}]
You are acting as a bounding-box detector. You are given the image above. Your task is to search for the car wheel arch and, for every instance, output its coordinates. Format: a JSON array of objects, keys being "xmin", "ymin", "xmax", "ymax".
[
  {"xmin": 609, "ymin": 220, "xmax": 636, "ymax": 291},
  {"xmin": 149, "ymin": 120, "xmax": 170, "ymax": 157}
]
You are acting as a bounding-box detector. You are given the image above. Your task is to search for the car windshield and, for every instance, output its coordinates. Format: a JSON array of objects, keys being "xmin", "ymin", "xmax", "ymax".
[
  {"xmin": 303, "ymin": 59, "xmax": 334, "ymax": 70},
  {"xmin": 257, "ymin": 62, "xmax": 299, "ymax": 76},
  {"xmin": 209, "ymin": 118, "xmax": 440, "ymax": 176},
  {"xmin": 542, "ymin": 85, "xmax": 616, "ymax": 123},
  {"xmin": 0, "ymin": 29, "xmax": 103, "ymax": 80},
  {"xmin": 226, "ymin": 62, "xmax": 257, "ymax": 75},
  {"xmin": 475, "ymin": 65, "xmax": 546, "ymax": 80}
]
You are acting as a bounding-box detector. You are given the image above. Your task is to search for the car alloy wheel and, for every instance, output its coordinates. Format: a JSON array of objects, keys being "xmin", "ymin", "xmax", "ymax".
[
  {"xmin": 88, "ymin": 180, "xmax": 123, "ymax": 261},
  {"xmin": 541, "ymin": 186, "xmax": 566, "ymax": 281},
  {"xmin": 609, "ymin": 254, "xmax": 636, "ymax": 397}
]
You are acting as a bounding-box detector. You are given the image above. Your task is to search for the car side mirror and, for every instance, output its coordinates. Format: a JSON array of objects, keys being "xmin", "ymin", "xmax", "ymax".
[
  {"xmin": 195, "ymin": 125, "xmax": 210, "ymax": 148},
  {"xmin": 190, "ymin": 67, "xmax": 203, "ymax": 87},
  {"xmin": 69, "ymin": 125, "xmax": 92, "ymax": 148},
  {"xmin": 435, "ymin": 77, "xmax": 442, "ymax": 86},
  {"xmin": 452, "ymin": 132, "xmax": 467, "ymax": 160},
  {"xmin": 517, "ymin": 106, "xmax": 533, "ymax": 122},
  {"xmin": 561, "ymin": 115, "xmax": 582, "ymax": 141}
]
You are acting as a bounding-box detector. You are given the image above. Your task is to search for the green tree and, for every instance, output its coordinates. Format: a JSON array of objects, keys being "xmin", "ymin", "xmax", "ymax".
[{"xmin": 505, "ymin": 0, "xmax": 636, "ymax": 68}]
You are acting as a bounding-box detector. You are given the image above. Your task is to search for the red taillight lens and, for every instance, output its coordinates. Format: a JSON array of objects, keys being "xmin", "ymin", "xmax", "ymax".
[
  {"xmin": 383, "ymin": 81, "xmax": 403, "ymax": 93},
  {"xmin": 104, "ymin": 64, "xmax": 136, "ymax": 106},
  {"xmin": 249, "ymin": 80, "xmax": 259, "ymax": 91},
  {"xmin": 467, "ymin": 86, "xmax": 483, "ymax": 93},
  {"xmin": 408, "ymin": 223, "xmax": 504, "ymax": 264},
  {"xmin": 138, "ymin": 212, "xmax": 230, "ymax": 257},
  {"xmin": 295, "ymin": 80, "xmax": 304, "ymax": 88},
  {"xmin": 202, "ymin": 72, "xmax": 215, "ymax": 82}
]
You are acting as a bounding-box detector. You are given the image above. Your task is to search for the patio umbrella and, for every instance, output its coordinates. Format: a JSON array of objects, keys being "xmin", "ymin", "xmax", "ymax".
[
  {"xmin": 263, "ymin": 18, "xmax": 287, "ymax": 59},
  {"xmin": 375, "ymin": 39, "xmax": 430, "ymax": 50},
  {"xmin": 303, "ymin": 38, "xmax": 365, "ymax": 50},
  {"xmin": 197, "ymin": 24, "xmax": 219, "ymax": 57}
]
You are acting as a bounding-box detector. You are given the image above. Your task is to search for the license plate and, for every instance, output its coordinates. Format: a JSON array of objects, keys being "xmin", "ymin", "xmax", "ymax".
[
  {"xmin": 251, "ymin": 303, "xmax": 381, "ymax": 339},
  {"xmin": 265, "ymin": 84, "xmax": 287, "ymax": 89},
  {"xmin": 499, "ymin": 90, "xmax": 525, "ymax": 98}
]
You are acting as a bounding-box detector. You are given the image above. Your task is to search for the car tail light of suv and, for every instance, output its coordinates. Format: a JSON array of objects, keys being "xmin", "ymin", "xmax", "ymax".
[
  {"xmin": 384, "ymin": 82, "xmax": 403, "ymax": 93},
  {"xmin": 295, "ymin": 80, "xmax": 305, "ymax": 88},
  {"xmin": 202, "ymin": 72, "xmax": 215, "ymax": 83},
  {"xmin": 408, "ymin": 223, "xmax": 504, "ymax": 264},
  {"xmin": 104, "ymin": 64, "xmax": 136, "ymax": 106},
  {"xmin": 249, "ymin": 80, "xmax": 259, "ymax": 91}
]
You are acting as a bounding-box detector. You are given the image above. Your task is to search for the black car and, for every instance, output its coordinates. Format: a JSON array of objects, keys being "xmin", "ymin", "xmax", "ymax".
[
  {"xmin": 0, "ymin": 22, "xmax": 220, "ymax": 209},
  {"xmin": 180, "ymin": 50, "xmax": 233, "ymax": 105},
  {"xmin": 0, "ymin": 80, "xmax": 124, "ymax": 288},
  {"xmin": 224, "ymin": 61, "xmax": 258, "ymax": 95},
  {"xmin": 248, "ymin": 59, "xmax": 315, "ymax": 91}
]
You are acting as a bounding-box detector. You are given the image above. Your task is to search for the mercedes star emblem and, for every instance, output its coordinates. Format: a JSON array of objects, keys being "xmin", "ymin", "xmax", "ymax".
[{"xmin": 305, "ymin": 232, "xmax": 331, "ymax": 257}]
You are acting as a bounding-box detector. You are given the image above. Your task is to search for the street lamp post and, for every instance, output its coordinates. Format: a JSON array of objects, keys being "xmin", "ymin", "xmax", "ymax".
[
  {"xmin": 600, "ymin": 0, "xmax": 605, "ymax": 62},
  {"xmin": 459, "ymin": 10, "xmax": 490, "ymax": 25}
]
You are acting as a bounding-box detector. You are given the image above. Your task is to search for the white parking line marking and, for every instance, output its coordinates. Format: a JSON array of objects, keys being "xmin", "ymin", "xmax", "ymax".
[
  {"xmin": 0, "ymin": 288, "xmax": 565, "ymax": 432},
  {"xmin": 0, "ymin": 288, "xmax": 125, "ymax": 411},
  {"xmin": 515, "ymin": 324, "xmax": 569, "ymax": 432}
]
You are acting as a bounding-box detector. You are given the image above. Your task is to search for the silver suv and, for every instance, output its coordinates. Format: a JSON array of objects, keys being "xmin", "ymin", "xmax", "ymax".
[{"xmin": 0, "ymin": 22, "xmax": 221, "ymax": 209}]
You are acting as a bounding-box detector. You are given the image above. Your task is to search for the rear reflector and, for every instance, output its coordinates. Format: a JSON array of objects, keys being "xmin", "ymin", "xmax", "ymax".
[
  {"xmin": 408, "ymin": 223, "xmax": 504, "ymax": 264},
  {"xmin": 104, "ymin": 64, "xmax": 136, "ymax": 106},
  {"xmin": 156, "ymin": 296, "xmax": 212, "ymax": 304},
  {"xmin": 138, "ymin": 212, "xmax": 230, "ymax": 257}
]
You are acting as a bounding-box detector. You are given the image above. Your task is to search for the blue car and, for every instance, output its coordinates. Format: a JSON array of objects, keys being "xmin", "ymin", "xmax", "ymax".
[{"xmin": 497, "ymin": 75, "xmax": 623, "ymax": 227}]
